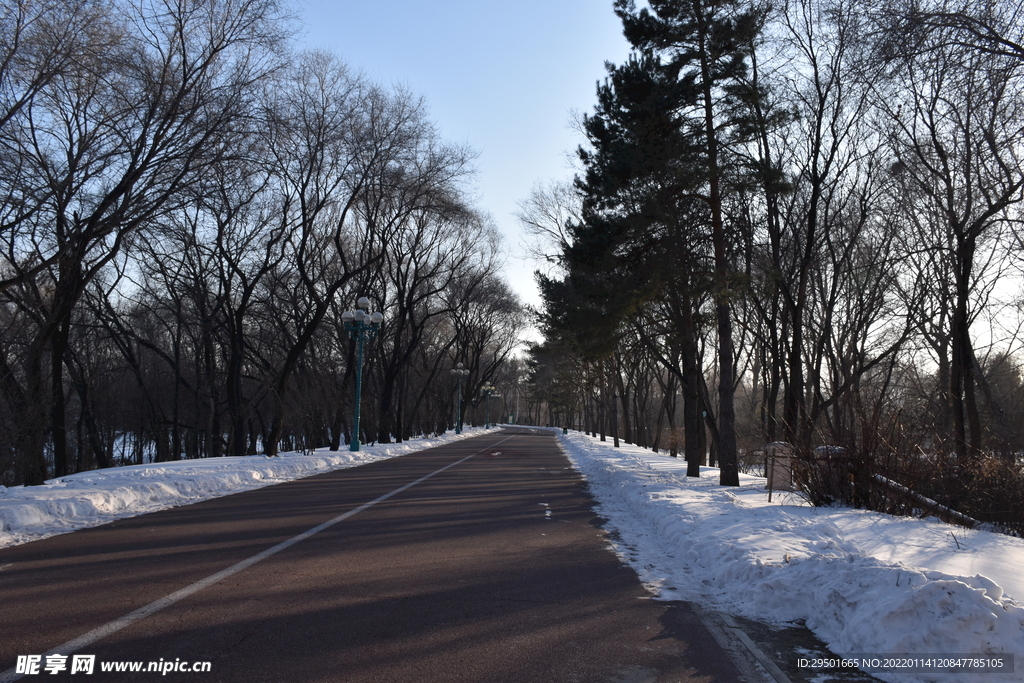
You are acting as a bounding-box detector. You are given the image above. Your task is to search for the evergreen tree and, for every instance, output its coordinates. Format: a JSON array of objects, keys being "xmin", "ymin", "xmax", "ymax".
[
  {"xmin": 627, "ymin": 0, "xmax": 763, "ymax": 486},
  {"xmin": 546, "ymin": 0, "xmax": 763, "ymax": 485}
]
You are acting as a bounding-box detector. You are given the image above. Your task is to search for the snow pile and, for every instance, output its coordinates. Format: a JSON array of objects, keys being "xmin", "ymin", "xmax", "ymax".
[
  {"xmin": 556, "ymin": 429, "xmax": 1024, "ymax": 683},
  {"xmin": 0, "ymin": 428, "xmax": 499, "ymax": 548}
]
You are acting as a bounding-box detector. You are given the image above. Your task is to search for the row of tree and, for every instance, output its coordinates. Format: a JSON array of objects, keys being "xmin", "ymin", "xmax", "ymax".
[
  {"xmin": 0, "ymin": 0, "xmax": 526, "ymax": 486},
  {"xmin": 524, "ymin": 0, "xmax": 1024, "ymax": 522}
]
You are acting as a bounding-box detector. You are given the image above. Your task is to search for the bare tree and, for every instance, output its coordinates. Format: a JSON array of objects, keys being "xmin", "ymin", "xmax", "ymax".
[
  {"xmin": 877, "ymin": 18, "xmax": 1024, "ymax": 458},
  {"xmin": 257, "ymin": 52, "xmax": 477, "ymax": 455},
  {"xmin": 0, "ymin": 0, "xmax": 287, "ymax": 482},
  {"xmin": 371, "ymin": 205, "xmax": 501, "ymax": 443},
  {"xmin": 516, "ymin": 179, "xmax": 580, "ymax": 272},
  {"xmin": 0, "ymin": 0, "xmax": 117, "ymax": 292}
]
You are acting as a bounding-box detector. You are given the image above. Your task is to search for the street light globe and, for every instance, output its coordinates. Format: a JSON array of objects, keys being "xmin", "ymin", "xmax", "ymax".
[
  {"xmin": 357, "ymin": 296, "xmax": 370, "ymax": 309},
  {"xmin": 354, "ymin": 310, "xmax": 367, "ymax": 323},
  {"xmin": 370, "ymin": 311, "xmax": 383, "ymax": 324},
  {"xmin": 341, "ymin": 311, "xmax": 354, "ymax": 323}
]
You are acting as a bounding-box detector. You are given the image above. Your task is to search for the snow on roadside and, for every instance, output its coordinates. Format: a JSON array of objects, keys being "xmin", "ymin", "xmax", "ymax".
[
  {"xmin": 0, "ymin": 427, "xmax": 499, "ymax": 549},
  {"xmin": 555, "ymin": 428, "xmax": 1024, "ymax": 683}
]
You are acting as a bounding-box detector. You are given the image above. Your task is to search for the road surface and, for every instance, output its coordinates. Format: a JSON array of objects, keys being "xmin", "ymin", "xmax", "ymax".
[{"xmin": 1, "ymin": 428, "xmax": 746, "ymax": 682}]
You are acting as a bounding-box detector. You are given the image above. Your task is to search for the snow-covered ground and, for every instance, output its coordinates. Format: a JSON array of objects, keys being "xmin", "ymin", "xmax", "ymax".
[
  {"xmin": 0, "ymin": 427, "xmax": 500, "ymax": 548},
  {"xmin": 2, "ymin": 425, "xmax": 1021, "ymax": 682},
  {"xmin": 555, "ymin": 428, "xmax": 1024, "ymax": 683}
]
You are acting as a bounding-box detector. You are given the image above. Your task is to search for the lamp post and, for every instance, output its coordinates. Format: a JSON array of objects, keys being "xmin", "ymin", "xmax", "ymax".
[
  {"xmin": 451, "ymin": 362, "xmax": 469, "ymax": 434},
  {"xmin": 342, "ymin": 296, "xmax": 383, "ymax": 452},
  {"xmin": 481, "ymin": 383, "xmax": 497, "ymax": 428}
]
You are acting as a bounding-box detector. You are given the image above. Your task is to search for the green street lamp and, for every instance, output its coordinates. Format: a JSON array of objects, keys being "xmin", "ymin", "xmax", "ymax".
[
  {"xmin": 342, "ymin": 296, "xmax": 383, "ymax": 452},
  {"xmin": 481, "ymin": 383, "xmax": 497, "ymax": 428},
  {"xmin": 451, "ymin": 362, "xmax": 469, "ymax": 434}
]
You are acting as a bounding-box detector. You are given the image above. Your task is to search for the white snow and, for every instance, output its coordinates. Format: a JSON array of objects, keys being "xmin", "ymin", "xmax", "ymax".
[
  {"xmin": 3, "ymin": 425, "xmax": 1022, "ymax": 682},
  {"xmin": 554, "ymin": 428, "xmax": 1024, "ymax": 683},
  {"xmin": 0, "ymin": 427, "xmax": 500, "ymax": 548}
]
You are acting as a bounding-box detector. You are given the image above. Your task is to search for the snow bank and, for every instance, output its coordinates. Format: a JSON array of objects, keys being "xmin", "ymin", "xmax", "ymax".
[
  {"xmin": 0, "ymin": 428, "xmax": 499, "ymax": 548},
  {"xmin": 556, "ymin": 429, "xmax": 1024, "ymax": 683}
]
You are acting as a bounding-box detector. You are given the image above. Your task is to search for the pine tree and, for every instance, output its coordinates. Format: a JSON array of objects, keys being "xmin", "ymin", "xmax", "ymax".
[{"xmin": 550, "ymin": 0, "xmax": 763, "ymax": 485}]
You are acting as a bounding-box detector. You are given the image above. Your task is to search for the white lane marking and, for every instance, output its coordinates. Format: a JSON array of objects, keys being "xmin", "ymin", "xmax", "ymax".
[{"xmin": 0, "ymin": 435, "xmax": 513, "ymax": 683}]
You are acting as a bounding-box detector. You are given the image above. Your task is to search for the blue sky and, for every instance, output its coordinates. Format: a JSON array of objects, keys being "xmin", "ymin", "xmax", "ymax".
[{"xmin": 296, "ymin": 0, "xmax": 631, "ymax": 307}]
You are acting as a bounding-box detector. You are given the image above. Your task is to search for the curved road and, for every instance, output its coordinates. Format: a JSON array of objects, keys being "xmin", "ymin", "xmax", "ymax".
[{"xmin": 0, "ymin": 428, "xmax": 744, "ymax": 682}]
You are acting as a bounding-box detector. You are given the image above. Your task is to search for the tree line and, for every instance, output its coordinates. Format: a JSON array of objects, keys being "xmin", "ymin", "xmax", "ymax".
[
  {"xmin": 0, "ymin": 0, "xmax": 526, "ymax": 486},
  {"xmin": 524, "ymin": 0, "xmax": 1024, "ymax": 530}
]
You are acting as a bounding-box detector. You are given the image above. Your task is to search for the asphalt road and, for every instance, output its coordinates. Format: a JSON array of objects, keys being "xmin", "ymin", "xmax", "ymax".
[{"xmin": 0, "ymin": 427, "xmax": 746, "ymax": 683}]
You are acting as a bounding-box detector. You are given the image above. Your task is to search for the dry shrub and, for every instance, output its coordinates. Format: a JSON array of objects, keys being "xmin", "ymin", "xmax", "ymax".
[
  {"xmin": 794, "ymin": 436, "xmax": 1024, "ymax": 535},
  {"xmin": 949, "ymin": 456, "xmax": 1024, "ymax": 535}
]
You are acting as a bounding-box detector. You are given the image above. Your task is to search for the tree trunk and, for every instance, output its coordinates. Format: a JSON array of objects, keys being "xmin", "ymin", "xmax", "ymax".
[
  {"xmin": 50, "ymin": 316, "xmax": 71, "ymax": 477},
  {"xmin": 695, "ymin": 0, "xmax": 739, "ymax": 485}
]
